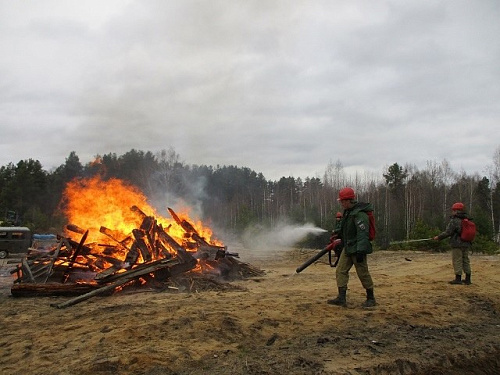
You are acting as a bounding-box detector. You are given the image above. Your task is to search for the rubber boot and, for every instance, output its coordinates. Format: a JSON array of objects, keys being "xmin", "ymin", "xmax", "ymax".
[
  {"xmin": 449, "ymin": 274, "xmax": 462, "ymax": 285},
  {"xmin": 463, "ymin": 273, "xmax": 472, "ymax": 285},
  {"xmin": 362, "ymin": 288, "xmax": 376, "ymax": 308},
  {"xmin": 327, "ymin": 287, "xmax": 347, "ymax": 307}
]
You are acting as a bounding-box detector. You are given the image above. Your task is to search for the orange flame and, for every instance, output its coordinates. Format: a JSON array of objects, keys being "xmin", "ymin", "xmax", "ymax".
[{"xmin": 61, "ymin": 175, "xmax": 221, "ymax": 262}]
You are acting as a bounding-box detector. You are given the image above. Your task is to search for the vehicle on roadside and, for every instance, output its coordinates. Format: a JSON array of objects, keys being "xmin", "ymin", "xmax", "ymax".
[{"xmin": 0, "ymin": 226, "xmax": 32, "ymax": 259}]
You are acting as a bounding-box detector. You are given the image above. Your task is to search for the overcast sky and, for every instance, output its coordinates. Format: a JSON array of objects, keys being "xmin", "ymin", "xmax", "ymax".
[{"xmin": 1, "ymin": 1, "xmax": 499, "ymax": 181}]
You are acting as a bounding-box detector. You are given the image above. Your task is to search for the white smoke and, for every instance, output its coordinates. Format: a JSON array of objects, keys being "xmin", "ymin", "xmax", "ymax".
[{"xmin": 239, "ymin": 222, "xmax": 327, "ymax": 260}]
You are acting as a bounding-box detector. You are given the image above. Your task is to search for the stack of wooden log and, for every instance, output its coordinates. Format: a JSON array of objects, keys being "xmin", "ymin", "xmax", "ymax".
[{"xmin": 9, "ymin": 206, "xmax": 264, "ymax": 307}]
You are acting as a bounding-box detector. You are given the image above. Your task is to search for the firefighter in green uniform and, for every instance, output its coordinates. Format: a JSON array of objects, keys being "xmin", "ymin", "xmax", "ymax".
[
  {"xmin": 334, "ymin": 212, "xmax": 342, "ymax": 231},
  {"xmin": 330, "ymin": 212, "xmax": 344, "ymax": 265},
  {"xmin": 328, "ymin": 187, "xmax": 376, "ymax": 308},
  {"xmin": 433, "ymin": 202, "xmax": 473, "ymax": 285}
]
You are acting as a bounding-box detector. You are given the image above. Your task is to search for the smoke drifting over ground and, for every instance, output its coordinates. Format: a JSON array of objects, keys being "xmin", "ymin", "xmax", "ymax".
[
  {"xmin": 240, "ymin": 222, "xmax": 327, "ymax": 260},
  {"xmin": 143, "ymin": 170, "xmax": 328, "ymax": 262}
]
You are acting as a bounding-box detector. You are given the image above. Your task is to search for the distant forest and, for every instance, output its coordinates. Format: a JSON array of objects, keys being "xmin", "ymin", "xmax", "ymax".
[{"xmin": 1, "ymin": 147, "xmax": 499, "ymax": 253}]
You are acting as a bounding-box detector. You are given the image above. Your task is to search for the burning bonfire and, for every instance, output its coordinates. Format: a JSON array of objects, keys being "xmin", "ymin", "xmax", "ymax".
[{"xmin": 10, "ymin": 176, "xmax": 263, "ymax": 307}]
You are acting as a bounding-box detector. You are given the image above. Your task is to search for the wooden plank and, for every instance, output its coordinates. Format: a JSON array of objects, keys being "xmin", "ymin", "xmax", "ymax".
[
  {"xmin": 168, "ymin": 207, "xmax": 213, "ymax": 247},
  {"xmin": 21, "ymin": 257, "xmax": 35, "ymax": 283},
  {"xmin": 61, "ymin": 230, "xmax": 88, "ymax": 283},
  {"xmin": 42, "ymin": 239, "xmax": 63, "ymax": 283},
  {"xmin": 157, "ymin": 224, "xmax": 194, "ymax": 263},
  {"xmin": 11, "ymin": 282, "xmax": 98, "ymax": 297}
]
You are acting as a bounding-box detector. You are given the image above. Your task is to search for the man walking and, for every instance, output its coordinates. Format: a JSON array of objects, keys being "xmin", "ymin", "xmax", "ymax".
[
  {"xmin": 328, "ymin": 187, "xmax": 376, "ymax": 308},
  {"xmin": 433, "ymin": 202, "xmax": 473, "ymax": 285}
]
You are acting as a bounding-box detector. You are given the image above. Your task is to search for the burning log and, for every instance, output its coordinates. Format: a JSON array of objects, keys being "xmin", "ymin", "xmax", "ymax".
[
  {"xmin": 99, "ymin": 226, "xmax": 130, "ymax": 246},
  {"xmin": 93, "ymin": 223, "xmax": 194, "ymax": 283},
  {"xmin": 97, "ymin": 255, "xmax": 196, "ymax": 285},
  {"xmin": 166, "ymin": 207, "xmax": 237, "ymax": 260},
  {"xmin": 98, "ymin": 226, "xmax": 137, "ymax": 269},
  {"xmin": 66, "ymin": 224, "xmax": 86, "ymax": 234},
  {"xmin": 52, "ymin": 235, "xmax": 92, "ymax": 257},
  {"xmin": 156, "ymin": 224, "xmax": 194, "ymax": 263},
  {"xmin": 168, "ymin": 207, "xmax": 216, "ymax": 247}
]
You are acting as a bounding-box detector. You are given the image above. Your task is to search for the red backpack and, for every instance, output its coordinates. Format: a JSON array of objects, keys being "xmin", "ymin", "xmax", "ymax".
[
  {"xmin": 351, "ymin": 204, "xmax": 376, "ymax": 241},
  {"xmin": 367, "ymin": 211, "xmax": 376, "ymax": 241},
  {"xmin": 460, "ymin": 218, "xmax": 476, "ymax": 242}
]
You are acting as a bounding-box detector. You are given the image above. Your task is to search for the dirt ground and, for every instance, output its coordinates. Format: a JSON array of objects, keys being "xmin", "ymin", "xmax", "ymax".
[{"xmin": 1, "ymin": 247, "xmax": 499, "ymax": 375}]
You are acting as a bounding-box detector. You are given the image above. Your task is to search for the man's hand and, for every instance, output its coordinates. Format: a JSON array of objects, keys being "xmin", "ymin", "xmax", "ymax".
[{"xmin": 433, "ymin": 236, "xmax": 439, "ymax": 240}]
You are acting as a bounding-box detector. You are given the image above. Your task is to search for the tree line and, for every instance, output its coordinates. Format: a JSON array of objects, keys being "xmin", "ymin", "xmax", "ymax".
[{"xmin": 1, "ymin": 147, "xmax": 499, "ymax": 253}]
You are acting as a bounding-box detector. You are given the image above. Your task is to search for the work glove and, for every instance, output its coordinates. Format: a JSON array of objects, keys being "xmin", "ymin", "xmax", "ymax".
[{"xmin": 355, "ymin": 253, "xmax": 365, "ymax": 263}]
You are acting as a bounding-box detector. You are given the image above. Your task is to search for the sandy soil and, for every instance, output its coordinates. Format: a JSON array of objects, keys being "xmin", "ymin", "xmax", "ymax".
[{"xmin": 1, "ymin": 248, "xmax": 499, "ymax": 375}]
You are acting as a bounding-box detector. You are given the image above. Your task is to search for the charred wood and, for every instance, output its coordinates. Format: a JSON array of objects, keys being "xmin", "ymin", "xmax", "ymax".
[
  {"xmin": 99, "ymin": 226, "xmax": 133, "ymax": 257},
  {"xmin": 66, "ymin": 224, "xmax": 86, "ymax": 234},
  {"xmin": 95, "ymin": 264, "xmax": 124, "ymax": 281},
  {"xmin": 64, "ymin": 237, "xmax": 93, "ymax": 256},
  {"xmin": 61, "ymin": 230, "xmax": 89, "ymax": 283},
  {"xmin": 139, "ymin": 215, "xmax": 155, "ymax": 233},
  {"xmin": 11, "ymin": 282, "xmax": 99, "ymax": 297},
  {"xmin": 135, "ymin": 216, "xmax": 157, "ymax": 258},
  {"xmin": 97, "ymin": 254, "xmax": 124, "ymax": 268},
  {"xmin": 132, "ymin": 229, "xmax": 152, "ymax": 262},
  {"xmin": 100, "ymin": 226, "xmax": 128, "ymax": 244},
  {"xmin": 156, "ymin": 224, "xmax": 194, "ymax": 263},
  {"xmin": 167, "ymin": 207, "xmax": 212, "ymax": 247},
  {"xmin": 21, "ymin": 258, "xmax": 35, "ymax": 283},
  {"xmin": 136, "ymin": 237, "xmax": 152, "ymax": 262},
  {"xmin": 130, "ymin": 205, "xmax": 147, "ymax": 220},
  {"xmin": 152, "ymin": 257, "xmax": 198, "ymax": 282},
  {"xmin": 155, "ymin": 239, "xmax": 172, "ymax": 259},
  {"xmin": 124, "ymin": 242, "xmax": 139, "ymax": 267}
]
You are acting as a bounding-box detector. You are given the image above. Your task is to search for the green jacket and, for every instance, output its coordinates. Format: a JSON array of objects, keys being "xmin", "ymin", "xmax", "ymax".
[
  {"xmin": 339, "ymin": 201, "xmax": 374, "ymax": 256},
  {"xmin": 437, "ymin": 211, "xmax": 472, "ymax": 248},
  {"xmin": 334, "ymin": 218, "xmax": 342, "ymax": 232}
]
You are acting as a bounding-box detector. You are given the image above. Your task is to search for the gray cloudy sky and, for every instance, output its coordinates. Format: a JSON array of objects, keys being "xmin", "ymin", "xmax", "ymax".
[{"xmin": 1, "ymin": 0, "xmax": 499, "ymax": 181}]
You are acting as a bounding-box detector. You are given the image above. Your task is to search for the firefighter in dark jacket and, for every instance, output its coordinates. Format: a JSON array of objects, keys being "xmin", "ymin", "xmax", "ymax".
[
  {"xmin": 328, "ymin": 187, "xmax": 376, "ymax": 308},
  {"xmin": 433, "ymin": 202, "xmax": 473, "ymax": 285},
  {"xmin": 334, "ymin": 211, "xmax": 342, "ymax": 231}
]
